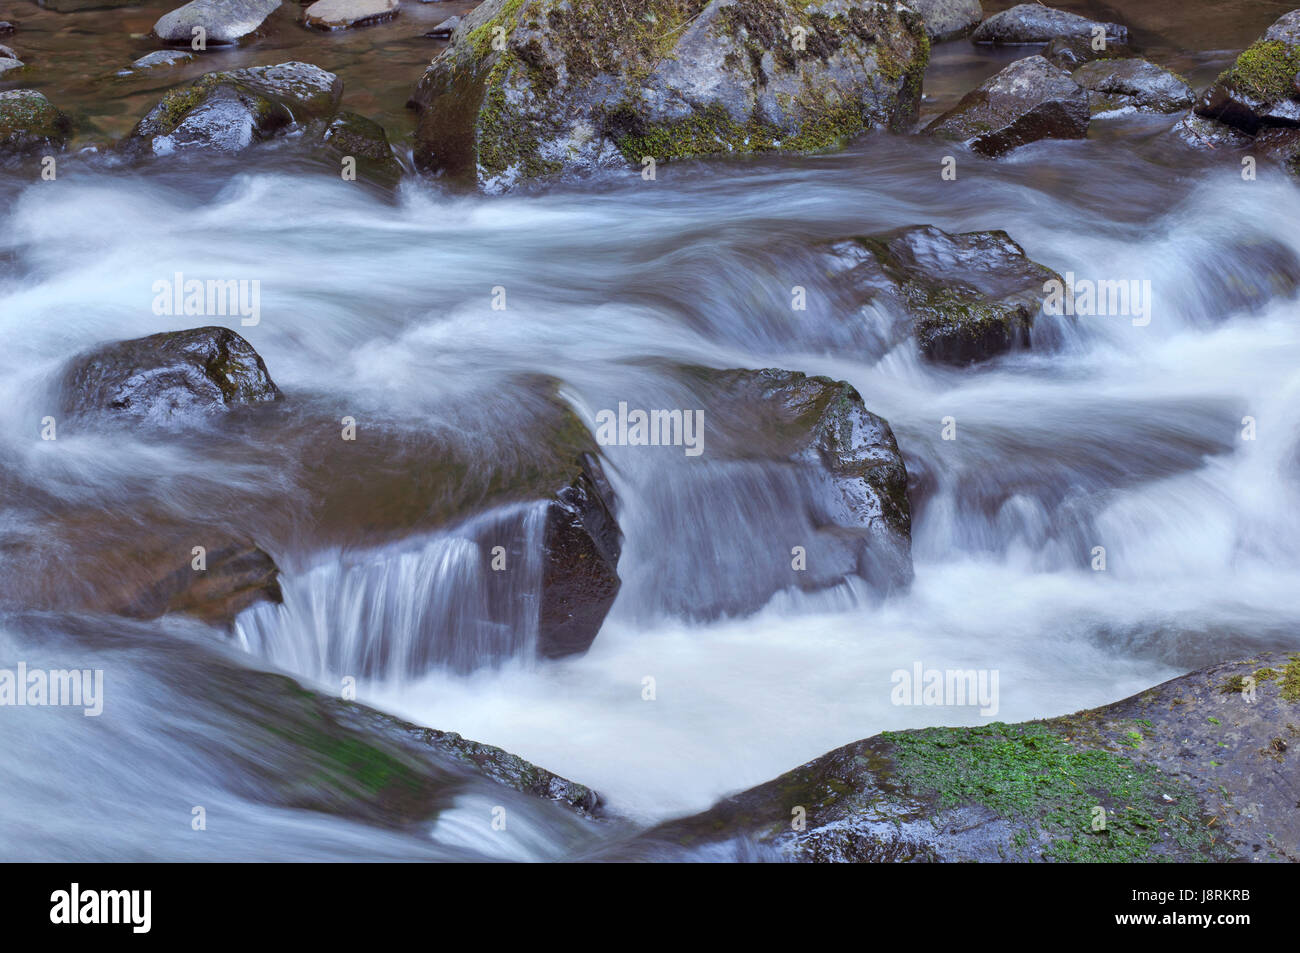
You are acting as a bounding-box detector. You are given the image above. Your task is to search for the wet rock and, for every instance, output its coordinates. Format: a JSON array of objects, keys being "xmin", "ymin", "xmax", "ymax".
[
  {"xmin": 119, "ymin": 540, "xmax": 282, "ymax": 626},
  {"xmin": 539, "ymin": 454, "xmax": 622, "ymax": 659},
  {"xmin": 424, "ymin": 15, "xmax": 458, "ymax": 38},
  {"xmin": 126, "ymin": 62, "xmax": 343, "ymax": 157},
  {"xmin": 1254, "ymin": 125, "xmax": 1300, "ymax": 174},
  {"xmin": 0, "ymin": 22, "xmax": 14, "ymax": 36},
  {"xmin": 925, "ymin": 54, "xmax": 1090, "ymax": 157},
  {"xmin": 410, "ymin": 0, "xmax": 930, "ymax": 191},
  {"xmin": 0, "ymin": 89, "xmax": 73, "ymax": 158},
  {"xmin": 1173, "ymin": 112, "xmax": 1254, "ymax": 150},
  {"xmin": 1072, "ymin": 58, "xmax": 1193, "ymax": 114},
  {"xmin": 907, "ymin": 0, "xmax": 981, "ymax": 41},
  {"xmin": 321, "ymin": 110, "xmax": 403, "ymax": 186},
  {"xmin": 0, "ymin": 56, "xmax": 21, "ymax": 77},
  {"xmin": 1193, "ymin": 10, "xmax": 1300, "ymax": 136},
  {"xmin": 970, "ymin": 3, "xmax": 1126, "ymax": 46},
  {"xmin": 60, "ymin": 326, "xmax": 281, "ymax": 423},
  {"xmin": 628, "ymin": 654, "xmax": 1300, "ymax": 862},
  {"xmin": 124, "ymin": 50, "xmax": 195, "ymax": 73},
  {"xmin": 154, "ymin": 0, "xmax": 282, "ymax": 45},
  {"xmin": 303, "ymin": 0, "xmax": 400, "ymax": 30},
  {"xmin": 825, "ymin": 225, "xmax": 1064, "ymax": 365},
  {"xmin": 1041, "ymin": 34, "xmax": 1128, "ymax": 71}
]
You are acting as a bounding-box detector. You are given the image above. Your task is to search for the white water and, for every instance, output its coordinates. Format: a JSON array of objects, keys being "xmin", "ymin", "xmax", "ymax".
[{"xmin": 3, "ymin": 123, "xmax": 1300, "ymax": 856}]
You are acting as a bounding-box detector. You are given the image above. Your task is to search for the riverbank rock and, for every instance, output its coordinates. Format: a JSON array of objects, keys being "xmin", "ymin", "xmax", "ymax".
[
  {"xmin": 908, "ymin": 0, "xmax": 981, "ymax": 41},
  {"xmin": 926, "ymin": 55, "xmax": 1090, "ymax": 156},
  {"xmin": 410, "ymin": 0, "xmax": 930, "ymax": 191},
  {"xmin": 303, "ymin": 0, "xmax": 399, "ymax": 30},
  {"xmin": 969, "ymin": 3, "xmax": 1127, "ymax": 46},
  {"xmin": 1193, "ymin": 10, "xmax": 1300, "ymax": 136},
  {"xmin": 540, "ymin": 454, "xmax": 622, "ymax": 659},
  {"xmin": 626, "ymin": 653, "xmax": 1300, "ymax": 861},
  {"xmin": 154, "ymin": 0, "xmax": 281, "ymax": 45},
  {"xmin": 826, "ymin": 224, "xmax": 1063, "ymax": 364},
  {"xmin": 0, "ymin": 89, "xmax": 73, "ymax": 158},
  {"xmin": 1073, "ymin": 59, "xmax": 1193, "ymax": 115},
  {"xmin": 125, "ymin": 62, "xmax": 343, "ymax": 156},
  {"xmin": 60, "ymin": 326, "xmax": 281, "ymax": 423}
]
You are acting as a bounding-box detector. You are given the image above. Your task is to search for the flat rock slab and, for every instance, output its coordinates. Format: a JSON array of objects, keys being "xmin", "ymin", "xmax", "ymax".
[
  {"xmin": 303, "ymin": 0, "xmax": 399, "ymax": 30},
  {"xmin": 926, "ymin": 55, "xmax": 1090, "ymax": 157},
  {"xmin": 971, "ymin": 3, "xmax": 1126, "ymax": 45},
  {"xmin": 154, "ymin": 0, "xmax": 282, "ymax": 45}
]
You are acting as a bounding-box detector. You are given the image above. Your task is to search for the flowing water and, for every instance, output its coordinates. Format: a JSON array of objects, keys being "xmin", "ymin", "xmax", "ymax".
[{"xmin": 2, "ymin": 0, "xmax": 1300, "ymax": 859}]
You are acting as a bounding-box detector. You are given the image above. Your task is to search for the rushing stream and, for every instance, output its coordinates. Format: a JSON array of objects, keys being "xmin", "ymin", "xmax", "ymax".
[{"xmin": 2, "ymin": 0, "xmax": 1299, "ymax": 860}]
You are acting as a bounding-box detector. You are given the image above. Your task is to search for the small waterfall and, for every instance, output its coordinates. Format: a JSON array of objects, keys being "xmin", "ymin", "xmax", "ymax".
[{"xmin": 236, "ymin": 502, "xmax": 550, "ymax": 681}]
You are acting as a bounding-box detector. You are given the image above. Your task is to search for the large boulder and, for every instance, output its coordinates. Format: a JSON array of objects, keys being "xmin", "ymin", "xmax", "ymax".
[
  {"xmin": 1072, "ymin": 58, "xmax": 1193, "ymax": 115},
  {"xmin": 926, "ymin": 55, "xmax": 1090, "ymax": 156},
  {"xmin": 826, "ymin": 224, "xmax": 1063, "ymax": 365},
  {"xmin": 969, "ymin": 3, "xmax": 1127, "ymax": 46},
  {"xmin": 0, "ymin": 89, "xmax": 72, "ymax": 158},
  {"xmin": 303, "ymin": 0, "xmax": 399, "ymax": 30},
  {"xmin": 60, "ymin": 326, "xmax": 281, "ymax": 423},
  {"xmin": 626, "ymin": 653, "xmax": 1300, "ymax": 861},
  {"xmin": 1193, "ymin": 11, "xmax": 1300, "ymax": 136},
  {"xmin": 154, "ymin": 0, "xmax": 282, "ymax": 45},
  {"xmin": 125, "ymin": 62, "xmax": 343, "ymax": 157},
  {"xmin": 907, "ymin": 0, "xmax": 981, "ymax": 41},
  {"xmin": 410, "ymin": 0, "xmax": 931, "ymax": 191}
]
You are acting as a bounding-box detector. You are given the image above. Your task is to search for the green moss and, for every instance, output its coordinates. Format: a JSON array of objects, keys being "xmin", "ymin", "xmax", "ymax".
[
  {"xmin": 1222, "ymin": 40, "xmax": 1300, "ymax": 102},
  {"xmin": 1279, "ymin": 655, "xmax": 1300, "ymax": 702},
  {"xmin": 883, "ymin": 722, "xmax": 1223, "ymax": 862}
]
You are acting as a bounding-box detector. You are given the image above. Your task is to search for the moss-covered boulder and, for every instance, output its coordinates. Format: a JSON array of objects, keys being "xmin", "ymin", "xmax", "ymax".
[
  {"xmin": 125, "ymin": 62, "xmax": 343, "ymax": 157},
  {"xmin": 1194, "ymin": 10, "xmax": 1300, "ymax": 136},
  {"xmin": 410, "ymin": 0, "xmax": 930, "ymax": 191},
  {"xmin": 627, "ymin": 653, "xmax": 1300, "ymax": 861},
  {"xmin": 0, "ymin": 89, "xmax": 72, "ymax": 158},
  {"xmin": 826, "ymin": 224, "xmax": 1063, "ymax": 365},
  {"xmin": 1073, "ymin": 58, "xmax": 1193, "ymax": 115},
  {"xmin": 61, "ymin": 326, "xmax": 281, "ymax": 423},
  {"xmin": 926, "ymin": 55, "xmax": 1090, "ymax": 157}
]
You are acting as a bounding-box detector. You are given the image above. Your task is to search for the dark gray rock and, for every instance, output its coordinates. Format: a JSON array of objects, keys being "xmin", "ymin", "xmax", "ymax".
[
  {"xmin": 0, "ymin": 22, "xmax": 14, "ymax": 35},
  {"xmin": 424, "ymin": 15, "xmax": 458, "ymax": 38},
  {"xmin": 0, "ymin": 89, "xmax": 72, "ymax": 157},
  {"xmin": 60, "ymin": 326, "xmax": 281, "ymax": 423},
  {"xmin": 623, "ymin": 654, "xmax": 1300, "ymax": 862},
  {"xmin": 124, "ymin": 50, "xmax": 195, "ymax": 74},
  {"xmin": 907, "ymin": 0, "xmax": 981, "ymax": 41},
  {"xmin": 411, "ymin": 0, "xmax": 930, "ymax": 191},
  {"xmin": 1042, "ymin": 34, "xmax": 1129, "ymax": 71},
  {"xmin": 926, "ymin": 54, "xmax": 1090, "ymax": 157},
  {"xmin": 1193, "ymin": 10, "xmax": 1300, "ymax": 136},
  {"xmin": 1073, "ymin": 58, "xmax": 1193, "ymax": 114},
  {"xmin": 154, "ymin": 0, "xmax": 282, "ymax": 45},
  {"xmin": 826, "ymin": 225, "xmax": 1064, "ymax": 365},
  {"xmin": 321, "ymin": 110, "xmax": 403, "ymax": 186},
  {"xmin": 970, "ymin": 3, "xmax": 1127, "ymax": 46}
]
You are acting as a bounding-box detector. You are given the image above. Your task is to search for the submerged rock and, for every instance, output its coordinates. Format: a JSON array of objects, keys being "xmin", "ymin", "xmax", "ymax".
[
  {"xmin": 60, "ymin": 326, "xmax": 281, "ymax": 423},
  {"xmin": 124, "ymin": 50, "xmax": 196, "ymax": 73},
  {"xmin": 119, "ymin": 541, "xmax": 282, "ymax": 626},
  {"xmin": 0, "ymin": 89, "xmax": 73, "ymax": 157},
  {"xmin": 125, "ymin": 62, "xmax": 343, "ymax": 157},
  {"xmin": 825, "ymin": 224, "xmax": 1064, "ymax": 365},
  {"xmin": 627, "ymin": 653, "xmax": 1300, "ymax": 861},
  {"xmin": 154, "ymin": 0, "xmax": 282, "ymax": 45},
  {"xmin": 1041, "ymin": 34, "xmax": 1128, "ymax": 71},
  {"xmin": 410, "ymin": 0, "xmax": 930, "ymax": 191},
  {"xmin": 907, "ymin": 0, "xmax": 981, "ymax": 41},
  {"xmin": 970, "ymin": 3, "xmax": 1127, "ymax": 46},
  {"xmin": 926, "ymin": 55, "xmax": 1090, "ymax": 156},
  {"xmin": 303, "ymin": 0, "xmax": 399, "ymax": 30},
  {"xmin": 1072, "ymin": 59, "xmax": 1193, "ymax": 115}
]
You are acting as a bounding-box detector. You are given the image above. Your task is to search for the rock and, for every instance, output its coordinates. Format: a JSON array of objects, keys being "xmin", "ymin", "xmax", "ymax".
[
  {"xmin": 411, "ymin": 0, "xmax": 930, "ymax": 191},
  {"xmin": 0, "ymin": 90, "xmax": 73, "ymax": 158},
  {"xmin": 1173, "ymin": 112, "xmax": 1254, "ymax": 150},
  {"xmin": 60, "ymin": 326, "xmax": 281, "ymax": 423},
  {"xmin": 1254, "ymin": 125, "xmax": 1300, "ymax": 174},
  {"xmin": 126, "ymin": 50, "xmax": 195, "ymax": 72},
  {"xmin": 0, "ymin": 56, "xmax": 21, "ymax": 77},
  {"xmin": 1193, "ymin": 10, "xmax": 1300, "ymax": 136},
  {"xmin": 321, "ymin": 110, "xmax": 402, "ymax": 186},
  {"xmin": 303, "ymin": 0, "xmax": 399, "ymax": 30},
  {"xmin": 825, "ymin": 225, "xmax": 1064, "ymax": 365},
  {"xmin": 540, "ymin": 454, "xmax": 623, "ymax": 659},
  {"xmin": 970, "ymin": 3, "xmax": 1127, "ymax": 46},
  {"xmin": 1072, "ymin": 58, "xmax": 1193, "ymax": 114},
  {"xmin": 925, "ymin": 55, "xmax": 1090, "ymax": 157},
  {"xmin": 154, "ymin": 0, "xmax": 282, "ymax": 45},
  {"xmin": 907, "ymin": 0, "xmax": 981, "ymax": 41},
  {"xmin": 119, "ymin": 540, "xmax": 282, "ymax": 626},
  {"xmin": 628, "ymin": 653, "xmax": 1300, "ymax": 862},
  {"xmin": 424, "ymin": 15, "xmax": 458, "ymax": 38},
  {"xmin": 126, "ymin": 62, "xmax": 343, "ymax": 157},
  {"xmin": 0, "ymin": 22, "xmax": 14, "ymax": 35},
  {"xmin": 1041, "ymin": 34, "xmax": 1128, "ymax": 71}
]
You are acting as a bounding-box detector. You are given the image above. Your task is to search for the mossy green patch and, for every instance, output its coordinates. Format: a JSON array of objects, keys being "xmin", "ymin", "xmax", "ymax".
[{"xmin": 1222, "ymin": 40, "xmax": 1300, "ymax": 102}]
